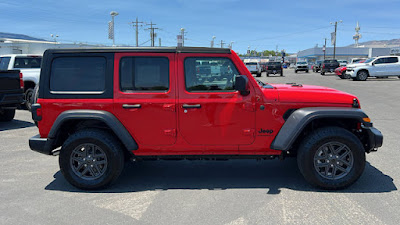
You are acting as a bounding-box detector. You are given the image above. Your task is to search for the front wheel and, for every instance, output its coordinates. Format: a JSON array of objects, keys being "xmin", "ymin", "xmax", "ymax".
[
  {"xmin": 297, "ymin": 127, "xmax": 366, "ymax": 190},
  {"xmin": 59, "ymin": 129, "xmax": 125, "ymax": 190},
  {"xmin": 356, "ymin": 71, "xmax": 368, "ymax": 81}
]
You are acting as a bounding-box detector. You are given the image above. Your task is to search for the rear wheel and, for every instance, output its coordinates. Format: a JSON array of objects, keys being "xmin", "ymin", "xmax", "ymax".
[
  {"xmin": 297, "ymin": 127, "xmax": 365, "ymax": 189},
  {"xmin": 59, "ymin": 129, "xmax": 125, "ymax": 190},
  {"xmin": 24, "ymin": 88, "xmax": 34, "ymax": 111},
  {"xmin": 306, "ymin": 70, "xmax": 309, "ymax": 73},
  {"xmin": 321, "ymin": 71, "xmax": 325, "ymax": 75},
  {"xmin": 295, "ymin": 70, "xmax": 298, "ymax": 73},
  {"xmin": 256, "ymin": 72, "xmax": 261, "ymax": 77},
  {"xmin": 356, "ymin": 70, "xmax": 368, "ymax": 81},
  {"xmin": 0, "ymin": 108, "xmax": 16, "ymax": 122},
  {"xmin": 280, "ymin": 71, "xmax": 283, "ymax": 76}
]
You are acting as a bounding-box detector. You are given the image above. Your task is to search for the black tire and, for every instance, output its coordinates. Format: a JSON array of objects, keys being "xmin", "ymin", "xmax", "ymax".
[
  {"xmin": 59, "ymin": 129, "xmax": 125, "ymax": 190},
  {"xmin": 256, "ymin": 72, "xmax": 261, "ymax": 77},
  {"xmin": 280, "ymin": 71, "xmax": 283, "ymax": 76},
  {"xmin": 306, "ymin": 70, "xmax": 309, "ymax": 73},
  {"xmin": 295, "ymin": 70, "xmax": 298, "ymax": 73},
  {"xmin": 398, "ymin": 76, "xmax": 400, "ymax": 79},
  {"xmin": 356, "ymin": 70, "xmax": 368, "ymax": 81},
  {"xmin": 24, "ymin": 88, "xmax": 34, "ymax": 111},
  {"xmin": 297, "ymin": 127, "xmax": 366, "ymax": 190},
  {"xmin": 0, "ymin": 108, "xmax": 16, "ymax": 122},
  {"xmin": 343, "ymin": 71, "xmax": 350, "ymax": 79},
  {"xmin": 321, "ymin": 71, "xmax": 325, "ymax": 75},
  {"xmin": 266, "ymin": 73, "xmax": 269, "ymax": 77}
]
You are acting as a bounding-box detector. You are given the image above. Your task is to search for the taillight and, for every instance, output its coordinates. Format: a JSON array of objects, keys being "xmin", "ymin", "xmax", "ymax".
[
  {"xmin": 322, "ymin": 64, "xmax": 325, "ymax": 69},
  {"xmin": 19, "ymin": 72, "xmax": 24, "ymax": 89},
  {"xmin": 266, "ymin": 66, "xmax": 268, "ymax": 70}
]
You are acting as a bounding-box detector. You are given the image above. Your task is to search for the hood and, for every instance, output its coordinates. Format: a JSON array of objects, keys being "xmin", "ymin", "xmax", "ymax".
[
  {"xmin": 264, "ymin": 83, "xmax": 357, "ymax": 105},
  {"xmin": 347, "ymin": 63, "xmax": 368, "ymax": 68}
]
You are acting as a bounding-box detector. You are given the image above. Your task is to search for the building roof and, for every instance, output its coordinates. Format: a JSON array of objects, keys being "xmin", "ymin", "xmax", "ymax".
[{"xmin": 0, "ymin": 32, "xmax": 46, "ymax": 41}]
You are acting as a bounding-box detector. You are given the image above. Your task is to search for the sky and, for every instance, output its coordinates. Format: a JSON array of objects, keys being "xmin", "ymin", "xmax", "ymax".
[{"xmin": 1, "ymin": 0, "xmax": 400, "ymax": 54}]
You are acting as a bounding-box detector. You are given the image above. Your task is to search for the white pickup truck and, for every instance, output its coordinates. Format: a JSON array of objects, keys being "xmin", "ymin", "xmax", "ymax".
[
  {"xmin": 346, "ymin": 56, "xmax": 400, "ymax": 81},
  {"xmin": 244, "ymin": 62, "xmax": 261, "ymax": 77},
  {"xmin": 0, "ymin": 54, "xmax": 42, "ymax": 110}
]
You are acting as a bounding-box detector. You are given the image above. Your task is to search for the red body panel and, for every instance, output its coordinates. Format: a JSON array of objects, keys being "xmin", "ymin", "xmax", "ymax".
[
  {"xmin": 335, "ymin": 66, "xmax": 347, "ymax": 76},
  {"xmin": 37, "ymin": 50, "xmax": 358, "ymax": 156}
]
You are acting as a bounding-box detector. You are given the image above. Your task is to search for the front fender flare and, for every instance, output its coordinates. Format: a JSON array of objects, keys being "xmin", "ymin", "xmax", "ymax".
[{"xmin": 270, "ymin": 107, "xmax": 368, "ymax": 151}]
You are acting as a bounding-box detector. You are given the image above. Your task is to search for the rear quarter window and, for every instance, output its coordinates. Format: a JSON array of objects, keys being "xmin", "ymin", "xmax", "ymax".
[{"xmin": 50, "ymin": 57, "xmax": 106, "ymax": 93}]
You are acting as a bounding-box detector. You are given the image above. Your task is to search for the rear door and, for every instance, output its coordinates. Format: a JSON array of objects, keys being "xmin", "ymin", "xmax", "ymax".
[
  {"xmin": 113, "ymin": 53, "xmax": 177, "ymax": 146},
  {"xmin": 177, "ymin": 54, "xmax": 256, "ymax": 152}
]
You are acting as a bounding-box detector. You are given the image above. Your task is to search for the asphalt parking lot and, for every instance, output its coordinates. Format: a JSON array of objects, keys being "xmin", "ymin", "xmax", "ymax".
[{"xmin": 0, "ymin": 69, "xmax": 399, "ymax": 225}]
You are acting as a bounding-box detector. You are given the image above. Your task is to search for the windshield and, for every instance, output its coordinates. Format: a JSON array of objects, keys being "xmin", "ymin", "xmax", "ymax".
[
  {"xmin": 364, "ymin": 58, "xmax": 375, "ymax": 63},
  {"xmin": 297, "ymin": 62, "xmax": 307, "ymax": 64}
]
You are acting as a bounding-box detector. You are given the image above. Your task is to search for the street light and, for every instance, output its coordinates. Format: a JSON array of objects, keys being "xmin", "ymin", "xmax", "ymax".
[
  {"xmin": 109, "ymin": 11, "xmax": 119, "ymax": 46},
  {"xmin": 330, "ymin": 20, "xmax": 342, "ymax": 59},
  {"xmin": 211, "ymin": 36, "xmax": 216, "ymax": 47},
  {"xmin": 229, "ymin": 41, "xmax": 234, "ymax": 49},
  {"xmin": 50, "ymin": 34, "xmax": 59, "ymax": 43}
]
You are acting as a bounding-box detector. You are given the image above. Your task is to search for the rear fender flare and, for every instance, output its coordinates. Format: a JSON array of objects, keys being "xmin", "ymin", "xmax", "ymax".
[{"xmin": 48, "ymin": 110, "xmax": 138, "ymax": 151}]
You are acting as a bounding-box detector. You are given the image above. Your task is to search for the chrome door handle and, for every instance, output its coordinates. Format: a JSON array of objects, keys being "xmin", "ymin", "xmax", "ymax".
[
  {"xmin": 122, "ymin": 104, "xmax": 141, "ymax": 109},
  {"xmin": 182, "ymin": 104, "xmax": 201, "ymax": 109}
]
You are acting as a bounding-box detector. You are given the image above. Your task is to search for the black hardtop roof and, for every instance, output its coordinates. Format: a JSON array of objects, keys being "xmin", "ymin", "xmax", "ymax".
[{"xmin": 45, "ymin": 47, "xmax": 232, "ymax": 54}]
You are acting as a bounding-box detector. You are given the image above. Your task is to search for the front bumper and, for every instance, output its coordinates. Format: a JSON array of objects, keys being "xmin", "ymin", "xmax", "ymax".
[
  {"xmin": 346, "ymin": 70, "xmax": 355, "ymax": 77},
  {"xmin": 29, "ymin": 134, "xmax": 56, "ymax": 155},
  {"xmin": 363, "ymin": 126, "xmax": 383, "ymax": 152}
]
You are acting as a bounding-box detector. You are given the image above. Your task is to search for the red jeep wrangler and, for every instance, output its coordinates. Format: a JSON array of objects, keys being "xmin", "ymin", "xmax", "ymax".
[{"xmin": 29, "ymin": 47, "xmax": 382, "ymax": 190}]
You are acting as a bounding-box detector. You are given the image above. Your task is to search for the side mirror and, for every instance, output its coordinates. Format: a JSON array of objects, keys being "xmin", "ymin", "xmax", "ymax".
[{"xmin": 235, "ymin": 75, "xmax": 250, "ymax": 96}]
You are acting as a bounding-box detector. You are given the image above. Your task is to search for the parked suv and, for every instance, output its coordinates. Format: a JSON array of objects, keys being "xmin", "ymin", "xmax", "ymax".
[
  {"xmin": 312, "ymin": 60, "xmax": 322, "ymax": 73},
  {"xmin": 0, "ymin": 70, "xmax": 24, "ymax": 121},
  {"xmin": 295, "ymin": 61, "xmax": 308, "ymax": 73},
  {"xmin": 346, "ymin": 56, "xmax": 400, "ymax": 81},
  {"xmin": 29, "ymin": 47, "xmax": 382, "ymax": 190}
]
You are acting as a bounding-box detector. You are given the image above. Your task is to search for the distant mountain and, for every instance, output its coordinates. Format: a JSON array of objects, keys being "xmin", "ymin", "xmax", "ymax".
[
  {"xmin": 0, "ymin": 32, "xmax": 46, "ymax": 41},
  {"xmin": 347, "ymin": 38, "xmax": 400, "ymax": 47}
]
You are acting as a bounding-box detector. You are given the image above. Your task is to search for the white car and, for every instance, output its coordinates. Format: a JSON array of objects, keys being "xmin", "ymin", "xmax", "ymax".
[
  {"xmin": 346, "ymin": 56, "xmax": 400, "ymax": 81},
  {"xmin": 338, "ymin": 60, "xmax": 348, "ymax": 67},
  {"xmin": 245, "ymin": 62, "xmax": 261, "ymax": 77},
  {"xmin": 0, "ymin": 54, "xmax": 42, "ymax": 110}
]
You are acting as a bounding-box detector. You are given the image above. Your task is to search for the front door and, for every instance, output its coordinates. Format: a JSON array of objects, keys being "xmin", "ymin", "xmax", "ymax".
[
  {"xmin": 177, "ymin": 54, "xmax": 256, "ymax": 150},
  {"xmin": 113, "ymin": 53, "xmax": 177, "ymax": 146}
]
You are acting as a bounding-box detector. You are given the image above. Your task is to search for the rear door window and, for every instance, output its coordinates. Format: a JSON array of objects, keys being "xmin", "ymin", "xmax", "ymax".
[
  {"xmin": 387, "ymin": 57, "xmax": 398, "ymax": 63},
  {"xmin": 120, "ymin": 57, "xmax": 169, "ymax": 92},
  {"xmin": 50, "ymin": 57, "xmax": 106, "ymax": 92}
]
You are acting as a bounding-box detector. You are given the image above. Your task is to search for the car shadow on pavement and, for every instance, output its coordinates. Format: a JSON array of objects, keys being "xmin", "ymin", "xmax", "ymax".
[
  {"xmin": 45, "ymin": 159, "xmax": 396, "ymax": 194},
  {"xmin": 0, "ymin": 119, "xmax": 35, "ymax": 131}
]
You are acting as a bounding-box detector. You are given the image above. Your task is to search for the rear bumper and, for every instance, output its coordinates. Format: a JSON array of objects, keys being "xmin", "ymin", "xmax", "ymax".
[
  {"xmin": 29, "ymin": 134, "xmax": 55, "ymax": 155},
  {"xmin": 364, "ymin": 126, "xmax": 383, "ymax": 152}
]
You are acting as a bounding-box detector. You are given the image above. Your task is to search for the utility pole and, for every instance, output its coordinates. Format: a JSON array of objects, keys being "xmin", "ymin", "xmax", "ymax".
[
  {"xmin": 330, "ymin": 20, "xmax": 342, "ymax": 59},
  {"xmin": 229, "ymin": 41, "xmax": 234, "ymax": 49},
  {"xmin": 146, "ymin": 21, "xmax": 159, "ymax": 47},
  {"xmin": 323, "ymin": 38, "xmax": 327, "ymax": 59},
  {"xmin": 220, "ymin": 40, "xmax": 225, "ymax": 48},
  {"xmin": 159, "ymin": 38, "xmax": 161, "ymax": 47},
  {"xmin": 211, "ymin": 36, "xmax": 216, "ymax": 47},
  {"xmin": 130, "ymin": 17, "xmax": 144, "ymax": 47}
]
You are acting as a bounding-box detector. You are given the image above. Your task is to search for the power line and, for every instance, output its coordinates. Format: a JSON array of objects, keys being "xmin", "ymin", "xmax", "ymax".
[{"xmin": 145, "ymin": 21, "xmax": 159, "ymax": 47}]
